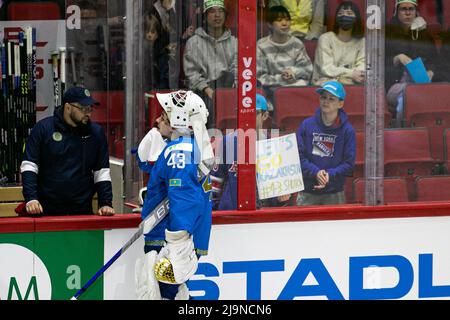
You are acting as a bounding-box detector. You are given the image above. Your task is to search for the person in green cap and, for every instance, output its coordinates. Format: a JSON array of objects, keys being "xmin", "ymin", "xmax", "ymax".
[
  {"xmin": 385, "ymin": 0, "xmax": 439, "ymax": 124},
  {"xmin": 183, "ymin": 0, "xmax": 237, "ymax": 128}
]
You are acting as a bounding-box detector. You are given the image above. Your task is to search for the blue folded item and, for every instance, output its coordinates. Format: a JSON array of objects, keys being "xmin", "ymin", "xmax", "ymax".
[{"xmin": 405, "ymin": 57, "xmax": 431, "ymax": 83}]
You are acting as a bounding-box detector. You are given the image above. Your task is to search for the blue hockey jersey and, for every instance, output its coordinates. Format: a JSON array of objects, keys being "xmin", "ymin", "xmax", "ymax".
[{"xmin": 139, "ymin": 135, "xmax": 212, "ymax": 256}]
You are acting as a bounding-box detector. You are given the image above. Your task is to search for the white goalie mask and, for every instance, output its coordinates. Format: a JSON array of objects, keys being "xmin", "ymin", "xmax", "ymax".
[
  {"xmin": 156, "ymin": 90, "xmax": 209, "ymax": 129},
  {"xmin": 156, "ymin": 90, "xmax": 214, "ymax": 176}
]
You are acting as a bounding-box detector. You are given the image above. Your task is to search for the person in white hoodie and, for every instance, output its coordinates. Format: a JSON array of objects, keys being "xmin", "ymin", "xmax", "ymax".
[{"xmin": 183, "ymin": 0, "xmax": 237, "ymax": 128}]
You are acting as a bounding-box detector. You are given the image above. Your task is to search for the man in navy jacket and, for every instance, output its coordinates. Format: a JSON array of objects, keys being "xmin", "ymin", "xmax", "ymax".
[
  {"xmin": 20, "ymin": 87, "xmax": 114, "ymax": 216},
  {"xmin": 296, "ymin": 81, "xmax": 356, "ymax": 205}
]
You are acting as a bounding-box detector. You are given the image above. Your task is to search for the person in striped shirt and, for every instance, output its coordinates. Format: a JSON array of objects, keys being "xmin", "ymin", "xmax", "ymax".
[{"xmin": 257, "ymin": 5, "xmax": 313, "ymax": 107}]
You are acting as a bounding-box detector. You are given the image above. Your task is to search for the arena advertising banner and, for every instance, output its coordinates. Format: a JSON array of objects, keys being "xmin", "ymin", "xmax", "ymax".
[
  {"xmin": 2, "ymin": 216, "xmax": 450, "ymax": 300},
  {"xmin": 0, "ymin": 231, "xmax": 103, "ymax": 300},
  {"xmin": 196, "ymin": 217, "xmax": 450, "ymax": 300}
]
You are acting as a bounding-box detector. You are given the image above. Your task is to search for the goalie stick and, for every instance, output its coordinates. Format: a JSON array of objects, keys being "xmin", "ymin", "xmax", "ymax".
[
  {"xmin": 70, "ymin": 197, "xmax": 169, "ymax": 300},
  {"xmin": 51, "ymin": 50, "xmax": 59, "ymax": 108},
  {"xmin": 59, "ymin": 47, "xmax": 66, "ymax": 97},
  {"xmin": 68, "ymin": 47, "xmax": 77, "ymax": 85}
]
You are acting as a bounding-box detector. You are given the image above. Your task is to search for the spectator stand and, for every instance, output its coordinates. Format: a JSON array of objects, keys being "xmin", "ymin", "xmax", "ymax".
[
  {"xmin": 403, "ymin": 82, "xmax": 450, "ymax": 161},
  {"xmin": 352, "ymin": 176, "xmax": 409, "ymax": 204},
  {"xmin": 415, "ymin": 175, "xmax": 450, "ymax": 202}
]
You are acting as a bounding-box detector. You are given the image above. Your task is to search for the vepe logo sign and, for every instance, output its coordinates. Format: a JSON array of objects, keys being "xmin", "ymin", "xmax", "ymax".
[
  {"xmin": 0, "ymin": 244, "xmax": 52, "ymax": 300},
  {"xmin": 241, "ymin": 57, "xmax": 253, "ymax": 109}
]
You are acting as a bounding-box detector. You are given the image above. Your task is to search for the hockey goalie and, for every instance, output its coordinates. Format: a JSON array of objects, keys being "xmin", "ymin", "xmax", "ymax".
[{"xmin": 134, "ymin": 90, "xmax": 214, "ymax": 300}]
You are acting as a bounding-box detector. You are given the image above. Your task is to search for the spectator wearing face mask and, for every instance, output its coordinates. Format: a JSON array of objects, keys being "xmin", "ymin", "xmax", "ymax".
[
  {"xmin": 385, "ymin": 0, "xmax": 439, "ymax": 122},
  {"xmin": 311, "ymin": 1, "xmax": 365, "ymax": 86}
]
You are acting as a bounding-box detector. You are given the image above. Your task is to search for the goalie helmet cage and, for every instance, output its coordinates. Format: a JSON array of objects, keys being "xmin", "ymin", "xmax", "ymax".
[{"xmin": 123, "ymin": 0, "xmax": 386, "ymax": 208}]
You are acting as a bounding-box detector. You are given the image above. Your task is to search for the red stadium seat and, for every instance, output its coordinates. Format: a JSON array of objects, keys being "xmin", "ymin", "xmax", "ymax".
[
  {"xmin": 344, "ymin": 129, "xmax": 363, "ymax": 204},
  {"xmin": 353, "ymin": 177, "xmax": 409, "ymax": 204},
  {"xmin": 344, "ymin": 177, "xmax": 356, "ymax": 203},
  {"xmin": 90, "ymin": 91, "xmax": 124, "ymax": 125},
  {"xmin": 215, "ymin": 88, "xmax": 266, "ymax": 131},
  {"xmin": 303, "ymin": 40, "xmax": 317, "ymax": 63},
  {"xmin": 90, "ymin": 91, "xmax": 125, "ymax": 159},
  {"xmin": 443, "ymin": 0, "xmax": 450, "ymax": 30},
  {"xmin": 415, "ymin": 175, "xmax": 450, "ymax": 202},
  {"xmin": 384, "ymin": 128, "xmax": 440, "ymax": 198},
  {"xmin": 404, "ymin": 83, "xmax": 450, "ymax": 161},
  {"xmin": 257, "ymin": 2, "xmax": 270, "ymax": 38},
  {"xmin": 7, "ymin": 2, "xmax": 62, "ymax": 20},
  {"xmin": 224, "ymin": 0, "xmax": 237, "ymax": 34},
  {"xmin": 113, "ymin": 139, "xmax": 124, "ymax": 159},
  {"xmin": 444, "ymin": 128, "xmax": 450, "ymax": 171},
  {"xmin": 274, "ymin": 86, "xmax": 319, "ymax": 133},
  {"xmin": 354, "ymin": 130, "xmax": 364, "ymax": 176},
  {"xmin": 342, "ymin": 85, "xmax": 366, "ymax": 130},
  {"xmin": 336, "ymin": 129, "xmax": 363, "ymax": 203},
  {"xmin": 341, "ymin": 85, "xmax": 391, "ymax": 131},
  {"xmin": 215, "ymin": 88, "xmax": 237, "ymax": 130},
  {"xmin": 343, "ymin": 130, "xmax": 364, "ymax": 203},
  {"xmin": 350, "ymin": 128, "xmax": 440, "ymax": 200}
]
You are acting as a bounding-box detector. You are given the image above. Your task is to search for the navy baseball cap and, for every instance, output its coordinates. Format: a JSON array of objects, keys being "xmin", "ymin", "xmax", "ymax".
[
  {"xmin": 316, "ymin": 81, "xmax": 346, "ymax": 101},
  {"xmin": 63, "ymin": 87, "xmax": 100, "ymax": 106}
]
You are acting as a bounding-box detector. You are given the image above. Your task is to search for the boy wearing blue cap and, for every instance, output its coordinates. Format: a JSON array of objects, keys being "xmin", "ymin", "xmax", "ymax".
[
  {"xmin": 211, "ymin": 93, "xmax": 292, "ymax": 210},
  {"xmin": 20, "ymin": 86, "xmax": 115, "ymax": 216},
  {"xmin": 296, "ymin": 81, "xmax": 356, "ymax": 205}
]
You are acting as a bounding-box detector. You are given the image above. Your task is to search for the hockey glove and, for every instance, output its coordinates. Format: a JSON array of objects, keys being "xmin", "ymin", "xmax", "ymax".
[{"xmin": 154, "ymin": 230, "xmax": 198, "ymax": 284}]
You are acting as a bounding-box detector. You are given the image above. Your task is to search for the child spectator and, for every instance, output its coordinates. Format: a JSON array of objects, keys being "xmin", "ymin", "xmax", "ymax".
[
  {"xmin": 143, "ymin": 11, "xmax": 170, "ymax": 90},
  {"xmin": 268, "ymin": 0, "xmax": 325, "ymax": 40},
  {"xmin": 257, "ymin": 5, "xmax": 313, "ymax": 109},
  {"xmin": 296, "ymin": 81, "xmax": 356, "ymax": 205},
  {"xmin": 211, "ymin": 94, "xmax": 293, "ymax": 210},
  {"xmin": 183, "ymin": 0, "xmax": 237, "ymax": 127},
  {"xmin": 311, "ymin": 1, "xmax": 365, "ymax": 86},
  {"xmin": 385, "ymin": 0, "xmax": 439, "ymax": 122}
]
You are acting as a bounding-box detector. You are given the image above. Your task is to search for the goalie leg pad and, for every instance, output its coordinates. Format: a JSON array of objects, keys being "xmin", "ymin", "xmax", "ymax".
[
  {"xmin": 135, "ymin": 250, "xmax": 162, "ymax": 300},
  {"xmin": 154, "ymin": 230, "xmax": 198, "ymax": 284}
]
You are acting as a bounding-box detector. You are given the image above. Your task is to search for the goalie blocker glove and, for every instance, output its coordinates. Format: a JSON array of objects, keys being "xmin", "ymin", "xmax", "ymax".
[{"xmin": 154, "ymin": 229, "xmax": 198, "ymax": 284}]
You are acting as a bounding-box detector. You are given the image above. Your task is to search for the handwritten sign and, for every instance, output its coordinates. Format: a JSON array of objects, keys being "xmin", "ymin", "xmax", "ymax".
[{"xmin": 256, "ymin": 133, "xmax": 304, "ymax": 200}]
